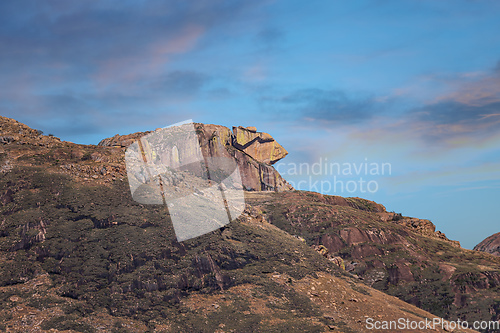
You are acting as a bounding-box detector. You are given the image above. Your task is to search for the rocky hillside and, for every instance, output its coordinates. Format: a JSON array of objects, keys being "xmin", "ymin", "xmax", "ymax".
[
  {"xmin": 0, "ymin": 116, "xmax": 497, "ymax": 332},
  {"xmin": 0, "ymin": 164, "xmax": 474, "ymax": 332},
  {"xmin": 0, "ymin": 116, "xmax": 291, "ymax": 193},
  {"xmin": 246, "ymin": 191, "xmax": 500, "ymax": 328},
  {"xmin": 475, "ymin": 233, "xmax": 500, "ymax": 257}
]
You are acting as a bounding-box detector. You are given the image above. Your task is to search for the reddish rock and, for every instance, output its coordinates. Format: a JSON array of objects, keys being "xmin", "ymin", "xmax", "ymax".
[
  {"xmin": 98, "ymin": 132, "xmax": 151, "ymax": 147},
  {"xmin": 351, "ymin": 244, "xmax": 384, "ymax": 259},
  {"xmin": 99, "ymin": 123, "xmax": 293, "ymax": 192},
  {"xmin": 340, "ymin": 227, "xmax": 372, "ymax": 245},
  {"xmin": 474, "ymin": 232, "xmax": 500, "ymax": 256},
  {"xmin": 70, "ymin": 150, "xmax": 84, "ymax": 159},
  {"xmin": 200, "ymin": 125, "xmax": 292, "ymax": 191},
  {"xmin": 338, "ymin": 227, "xmax": 403, "ymax": 247},
  {"xmin": 232, "ymin": 126, "xmax": 288, "ymax": 165},
  {"xmin": 390, "ymin": 216, "xmax": 461, "ymax": 247},
  {"xmin": 319, "ymin": 234, "xmax": 345, "ymax": 253},
  {"xmin": 0, "ymin": 115, "xmax": 62, "ymax": 147},
  {"xmin": 387, "ymin": 261, "xmax": 414, "ymax": 284}
]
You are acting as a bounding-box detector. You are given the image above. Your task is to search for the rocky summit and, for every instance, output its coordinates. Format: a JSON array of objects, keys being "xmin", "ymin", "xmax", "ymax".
[
  {"xmin": 0, "ymin": 116, "xmax": 499, "ymax": 332},
  {"xmin": 98, "ymin": 123, "xmax": 292, "ymax": 192},
  {"xmin": 475, "ymin": 233, "xmax": 500, "ymax": 257}
]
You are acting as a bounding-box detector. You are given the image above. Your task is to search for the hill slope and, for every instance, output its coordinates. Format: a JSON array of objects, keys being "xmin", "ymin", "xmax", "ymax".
[
  {"xmin": 246, "ymin": 191, "xmax": 500, "ymax": 327},
  {"xmin": 0, "ymin": 116, "xmax": 495, "ymax": 332}
]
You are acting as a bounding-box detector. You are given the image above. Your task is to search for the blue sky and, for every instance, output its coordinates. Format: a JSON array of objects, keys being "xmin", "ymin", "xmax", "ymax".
[{"xmin": 2, "ymin": 0, "xmax": 500, "ymax": 248}]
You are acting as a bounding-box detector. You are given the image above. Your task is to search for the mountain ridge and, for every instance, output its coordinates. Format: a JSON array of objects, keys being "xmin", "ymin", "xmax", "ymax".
[{"xmin": 1, "ymin": 115, "xmax": 498, "ymax": 332}]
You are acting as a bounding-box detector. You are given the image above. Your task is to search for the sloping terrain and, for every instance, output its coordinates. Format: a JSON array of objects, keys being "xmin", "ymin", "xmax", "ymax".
[
  {"xmin": 0, "ymin": 160, "xmax": 475, "ymax": 332},
  {"xmin": 246, "ymin": 191, "xmax": 500, "ymax": 328},
  {"xmin": 0, "ymin": 116, "xmax": 496, "ymax": 332}
]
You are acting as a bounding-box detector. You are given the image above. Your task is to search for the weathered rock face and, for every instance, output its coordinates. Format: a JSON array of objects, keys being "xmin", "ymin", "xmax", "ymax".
[
  {"xmin": 0, "ymin": 117, "xmax": 292, "ymax": 192},
  {"xmin": 99, "ymin": 123, "xmax": 293, "ymax": 192},
  {"xmin": 198, "ymin": 124, "xmax": 292, "ymax": 191},
  {"xmin": 474, "ymin": 232, "xmax": 500, "ymax": 256},
  {"xmin": 232, "ymin": 126, "xmax": 288, "ymax": 165}
]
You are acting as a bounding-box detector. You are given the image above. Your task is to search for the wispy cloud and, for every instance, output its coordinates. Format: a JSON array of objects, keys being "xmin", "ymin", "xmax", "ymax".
[
  {"xmin": 93, "ymin": 24, "xmax": 205, "ymax": 89},
  {"xmin": 386, "ymin": 161, "xmax": 500, "ymax": 193},
  {"xmin": 259, "ymin": 88, "xmax": 394, "ymax": 125},
  {"xmin": 409, "ymin": 101, "xmax": 500, "ymax": 143},
  {"xmin": 0, "ymin": 0, "xmax": 270, "ymax": 142},
  {"xmin": 432, "ymin": 72, "xmax": 500, "ymax": 107},
  {"xmin": 334, "ymin": 63, "xmax": 500, "ymax": 150}
]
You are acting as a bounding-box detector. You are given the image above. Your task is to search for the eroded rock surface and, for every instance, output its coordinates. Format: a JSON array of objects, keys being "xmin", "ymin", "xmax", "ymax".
[
  {"xmin": 245, "ymin": 190, "xmax": 500, "ymax": 324},
  {"xmin": 99, "ymin": 123, "xmax": 293, "ymax": 192},
  {"xmin": 232, "ymin": 126, "xmax": 288, "ymax": 165},
  {"xmin": 474, "ymin": 232, "xmax": 500, "ymax": 256}
]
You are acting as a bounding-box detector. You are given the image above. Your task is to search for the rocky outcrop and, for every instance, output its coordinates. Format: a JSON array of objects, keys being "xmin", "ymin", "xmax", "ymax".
[
  {"xmin": 311, "ymin": 244, "xmax": 345, "ymax": 270},
  {"xmin": 0, "ymin": 116, "xmax": 292, "ymax": 192},
  {"xmin": 474, "ymin": 232, "xmax": 500, "ymax": 256},
  {"xmin": 196, "ymin": 124, "xmax": 292, "ymax": 191},
  {"xmin": 232, "ymin": 126, "xmax": 288, "ymax": 165},
  {"xmin": 0, "ymin": 116, "xmax": 62, "ymax": 147},
  {"xmin": 99, "ymin": 123, "xmax": 293, "ymax": 192},
  {"xmin": 97, "ymin": 131, "xmax": 151, "ymax": 148},
  {"xmin": 381, "ymin": 212, "xmax": 461, "ymax": 247},
  {"xmin": 12, "ymin": 219, "xmax": 47, "ymax": 251}
]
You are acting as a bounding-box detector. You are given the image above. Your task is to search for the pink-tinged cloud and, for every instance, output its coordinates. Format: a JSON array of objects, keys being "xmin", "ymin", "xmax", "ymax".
[
  {"xmin": 385, "ymin": 161, "xmax": 500, "ymax": 193},
  {"xmin": 387, "ymin": 70, "xmax": 500, "ymax": 106},
  {"xmin": 432, "ymin": 72, "xmax": 500, "ymax": 107},
  {"xmin": 347, "ymin": 67, "xmax": 500, "ymax": 154},
  {"xmin": 151, "ymin": 25, "xmax": 204, "ymax": 60},
  {"xmin": 349, "ymin": 114, "xmax": 500, "ymax": 152},
  {"xmin": 479, "ymin": 113, "xmax": 500, "ymax": 120},
  {"xmin": 93, "ymin": 24, "xmax": 204, "ymax": 89}
]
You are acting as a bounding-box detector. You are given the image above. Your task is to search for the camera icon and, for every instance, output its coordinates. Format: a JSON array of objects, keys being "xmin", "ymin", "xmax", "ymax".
[{"xmin": 125, "ymin": 120, "xmax": 245, "ymax": 241}]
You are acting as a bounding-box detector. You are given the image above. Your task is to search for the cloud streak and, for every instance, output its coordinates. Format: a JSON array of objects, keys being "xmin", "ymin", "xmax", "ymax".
[
  {"xmin": 259, "ymin": 88, "xmax": 394, "ymax": 125},
  {"xmin": 0, "ymin": 0, "xmax": 270, "ymax": 142}
]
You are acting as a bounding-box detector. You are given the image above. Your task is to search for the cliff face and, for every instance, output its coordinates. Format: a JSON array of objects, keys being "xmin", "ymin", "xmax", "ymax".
[
  {"xmin": 474, "ymin": 232, "xmax": 500, "ymax": 257},
  {"xmin": 98, "ymin": 123, "xmax": 293, "ymax": 192}
]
